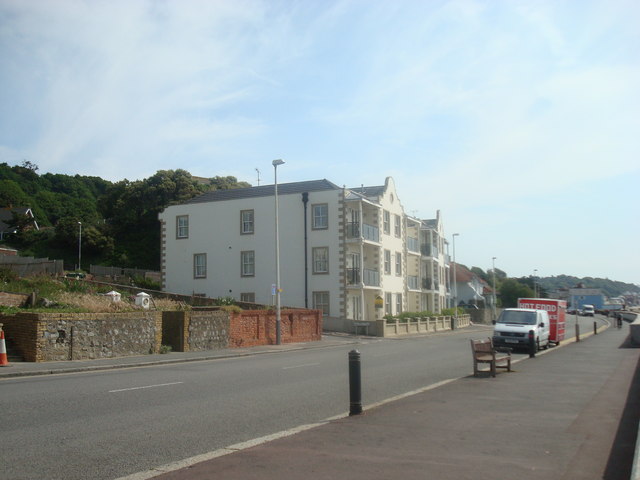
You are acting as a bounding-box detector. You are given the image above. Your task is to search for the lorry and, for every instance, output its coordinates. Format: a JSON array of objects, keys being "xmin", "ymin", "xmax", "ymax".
[
  {"xmin": 517, "ymin": 298, "xmax": 566, "ymax": 345},
  {"xmin": 493, "ymin": 308, "xmax": 551, "ymax": 352}
]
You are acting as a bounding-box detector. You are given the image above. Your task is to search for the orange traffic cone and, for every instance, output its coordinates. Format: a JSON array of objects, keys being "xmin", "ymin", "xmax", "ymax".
[{"xmin": 0, "ymin": 325, "xmax": 9, "ymax": 367}]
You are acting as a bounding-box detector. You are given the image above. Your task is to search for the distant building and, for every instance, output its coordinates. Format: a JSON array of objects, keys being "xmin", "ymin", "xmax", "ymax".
[
  {"xmin": 568, "ymin": 288, "xmax": 604, "ymax": 309},
  {"xmin": 0, "ymin": 207, "xmax": 39, "ymax": 241},
  {"xmin": 159, "ymin": 177, "xmax": 450, "ymax": 330}
]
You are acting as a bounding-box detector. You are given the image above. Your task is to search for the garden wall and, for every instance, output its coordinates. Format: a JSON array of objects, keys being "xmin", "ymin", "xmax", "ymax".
[{"xmin": 0, "ymin": 308, "xmax": 322, "ymax": 362}]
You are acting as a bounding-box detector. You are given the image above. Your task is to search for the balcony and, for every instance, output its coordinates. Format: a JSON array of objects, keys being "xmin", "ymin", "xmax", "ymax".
[
  {"xmin": 346, "ymin": 222, "xmax": 380, "ymax": 243},
  {"xmin": 422, "ymin": 277, "xmax": 434, "ymax": 290},
  {"xmin": 408, "ymin": 275, "xmax": 419, "ymax": 290},
  {"xmin": 421, "ymin": 244, "xmax": 439, "ymax": 258},
  {"xmin": 407, "ymin": 237, "xmax": 420, "ymax": 254},
  {"xmin": 363, "ymin": 268, "xmax": 380, "ymax": 287},
  {"xmin": 346, "ymin": 268, "xmax": 380, "ymax": 287}
]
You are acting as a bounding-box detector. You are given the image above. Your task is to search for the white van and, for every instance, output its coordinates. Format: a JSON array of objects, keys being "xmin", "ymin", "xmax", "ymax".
[
  {"xmin": 582, "ymin": 305, "xmax": 595, "ymax": 317},
  {"xmin": 493, "ymin": 308, "xmax": 551, "ymax": 352}
]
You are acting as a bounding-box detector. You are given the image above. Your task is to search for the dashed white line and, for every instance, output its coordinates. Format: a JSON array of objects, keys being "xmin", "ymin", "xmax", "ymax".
[
  {"xmin": 282, "ymin": 363, "xmax": 320, "ymax": 370},
  {"xmin": 109, "ymin": 382, "xmax": 184, "ymax": 393}
]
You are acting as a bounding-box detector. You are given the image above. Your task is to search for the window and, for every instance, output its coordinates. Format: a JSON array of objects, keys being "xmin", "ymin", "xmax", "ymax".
[
  {"xmin": 240, "ymin": 292, "xmax": 255, "ymax": 303},
  {"xmin": 177, "ymin": 215, "xmax": 189, "ymax": 239},
  {"xmin": 394, "ymin": 214, "xmax": 401, "ymax": 237},
  {"xmin": 241, "ymin": 250, "xmax": 255, "ymax": 277},
  {"xmin": 313, "ymin": 291, "xmax": 330, "ymax": 315},
  {"xmin": 240, "ymin": 210, "xmax": 254, "ymax": 234},
  {"xmin": 384, "ymin": 250, "xmax": 391, "ymax": 275},
  {"xmin": 385, "ymin": 292, "xmax": 392, "ymax": 315},
  {"xmin": 395, "ymin": 252, "xmax": 402, "ymax": 276},
  {"xmin": 312, "ymin": 204, "xmax": 328, "ymax": 229},
  {"xmin": 383, "ymin": 210, "xmax": 390, "ymax": 235},
  {"xmin": 193, "ymin": 253, "xmax": 206, "ymax": 278},
  {"xmin": 312, "ymin": 247, "xmax": 329, "ymax": 274},
  {"xmin": 396, "ymin": 293, "xmax": 402, "ymax": 314}
]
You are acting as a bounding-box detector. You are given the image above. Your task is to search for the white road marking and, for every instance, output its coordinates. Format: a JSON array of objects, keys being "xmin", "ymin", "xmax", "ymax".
[
  {"xmin": 282, "ymin": 363, "xmax": 320, "ymax": 370},
  {"xmin": 109, "ymin": 382, "xmax": 183, "ymax": 393}
]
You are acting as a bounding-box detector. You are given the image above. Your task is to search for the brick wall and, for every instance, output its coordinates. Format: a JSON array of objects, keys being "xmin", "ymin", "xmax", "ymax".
[
  {"xmin": 0, "ymin": 291, "xmax": 29, "ymax": 307},
  {"xmin": 229, "ymin": 309, "xmax": 322, "ymax": 347},
  {"xmin": 0, "ymin": 313, "xmax": 39, "ymax": 361}
]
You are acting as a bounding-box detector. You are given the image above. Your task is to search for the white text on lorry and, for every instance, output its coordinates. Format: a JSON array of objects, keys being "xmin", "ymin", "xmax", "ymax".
[{"xmin": 519, "ymin": 303, "xmax": 557, "ymax": 312}]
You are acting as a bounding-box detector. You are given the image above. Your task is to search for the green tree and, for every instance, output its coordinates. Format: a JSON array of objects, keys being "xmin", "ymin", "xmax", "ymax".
[
  {"xmin": 499, "ymin": 278, "xmax": 535, "ymax": 308},
  {"xmin": 0, "ymin": 179, "xmax": 31, "ymax": 206}
]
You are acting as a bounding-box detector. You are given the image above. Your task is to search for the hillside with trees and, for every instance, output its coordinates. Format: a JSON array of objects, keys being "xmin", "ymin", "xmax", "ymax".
[{"xmin": 0, "ymin": 162, "xmax": 249, "ymax": 269}]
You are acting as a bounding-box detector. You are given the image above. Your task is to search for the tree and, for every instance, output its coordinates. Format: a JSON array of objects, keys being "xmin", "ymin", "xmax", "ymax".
[
  {"xmin": 499, "ymin": 278, "xmax": 535, "ymax": 308},
  {"xmin": 0, "ymin": 180, "xmax": 30, "ymax": 207}
]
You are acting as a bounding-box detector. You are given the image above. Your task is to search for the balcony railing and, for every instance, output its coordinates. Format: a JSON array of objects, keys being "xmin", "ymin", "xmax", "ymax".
[
  {"xmin": 364, "ymin": 268, "xmax": 380, "ymax": 287},
  {"xmin": 422, "ymin": 277, "xmax": 434, "ymax": 290},
  {"xmin": 407, "ymin": 237, "xmax": 419, "ymax": 253},
  {"xmin": 346, "ymin": 268, "xmax": 360, "ymax": 285},
  {"xmin": 408, "ymin": 275, "xmax": 419, "ymax": 290},
  {"xmin": 347, "ymin": 268, "xmax": 380, "ymax": 287},
  {"xmin": 346, "ymin": 222, "xmax": 379, "ymax": 242},
  {"xmin": 421, "ymin": 245, "xmax": 439, "ymax": 258}
]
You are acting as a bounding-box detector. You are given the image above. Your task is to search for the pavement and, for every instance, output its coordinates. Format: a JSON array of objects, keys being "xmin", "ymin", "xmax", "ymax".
[{"xmin": 2, "ymin": 321, "xmax": 640, "ymax": 480}]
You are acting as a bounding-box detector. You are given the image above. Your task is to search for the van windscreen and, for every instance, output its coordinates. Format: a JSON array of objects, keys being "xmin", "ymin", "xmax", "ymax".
[{"xmin": 497, "ymin": 311, "xmax": 536, "ymax": 325}]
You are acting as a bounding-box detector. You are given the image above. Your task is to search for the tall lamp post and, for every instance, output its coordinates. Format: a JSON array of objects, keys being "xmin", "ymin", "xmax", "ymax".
[
  {"xmin": 77, "ymin": 221, "xmax": 82, "ymax": 271},
  {"xmin": 452, "ymin": 233, "xmax": 459, "ymax": 329},
  {"xmin": 273, "ymin": 159, "xmax": 285, "ymax": 345},
  {"xmin": 533, "ymin": 269, "xmax": 538, "ymax": 297},
  {"xmin": 492, "ymin": 257, "xmax": 497, "ymax": 321}
]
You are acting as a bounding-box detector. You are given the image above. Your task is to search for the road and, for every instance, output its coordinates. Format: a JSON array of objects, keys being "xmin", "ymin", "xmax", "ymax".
[{"xmin": 0, "ymin": 316, "xmax": 606, "ymax": 480}]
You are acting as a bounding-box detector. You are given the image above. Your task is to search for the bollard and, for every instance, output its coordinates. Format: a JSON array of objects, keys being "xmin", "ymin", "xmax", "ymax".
[
  {"xmin": 617, "ymin": 316, "xmax": 622, "ymax": 329},
  {"xmin": 349, "ymin": 350, "xmax": 363, "ymax": 416},
  {"xmin": 594, "ymin": 321, "xmax": 597, "ymax": 335},
  {"xmin": 528, "ymin": 330, "xmax": 536, "ymax": 358},
  {"xmin": 575, "ymin": 322, "xmax": 580, "ymax": 342}
]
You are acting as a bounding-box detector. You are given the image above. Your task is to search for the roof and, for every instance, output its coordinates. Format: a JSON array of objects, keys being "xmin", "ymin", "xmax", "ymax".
[
  {"xmin": 0, "ymin": 207, "xmax": 37, "ymax": 233},
  {"xmin": 347, "ymin": 185, "xmax": 385, "ymax": 199},
  {"xmin": 183, "ymin": 179, "xmax": 341, "ymax": 205}
]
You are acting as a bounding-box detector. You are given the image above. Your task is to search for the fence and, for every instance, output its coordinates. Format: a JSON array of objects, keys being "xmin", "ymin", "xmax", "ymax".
[
  {"xmin": 0, "ymin": 256, "xmax": 63, "ymax": 276},
  {"xmin": 90, "ymin": 265, "xmax": 160, "ymax": 281}
]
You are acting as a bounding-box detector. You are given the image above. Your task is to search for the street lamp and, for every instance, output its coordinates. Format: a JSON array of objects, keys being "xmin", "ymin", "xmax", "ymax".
[
  {"xmin": 452, "ymin": 233, "xmax": 459, "ymax": 329},
  {"xmin": 78, "ymin": 221, "xmax": 82, "ymax": 271},
  {"xmin": 533, "ymin": 269, "xmax": 538, "ymax": 297},
  {"xmin": 492, "ymin": 257, "xmax": 497, "ymax": 320},
  {"xmin": 273, "ymin": 159, "xmax": 285, "ymax": 345}
]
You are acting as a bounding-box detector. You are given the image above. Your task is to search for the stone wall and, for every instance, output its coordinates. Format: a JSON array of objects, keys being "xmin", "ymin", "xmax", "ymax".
[
  {"xmin": 188, "ymin": 310, "xmax": 229, "ymax": 351},
  {"xmin": 1, "ymin": 312, "xmax": 162, "ymax": 362},
  {"xmin": 1, "ymin": 307, "xmax": 322, "ymax": 362}
]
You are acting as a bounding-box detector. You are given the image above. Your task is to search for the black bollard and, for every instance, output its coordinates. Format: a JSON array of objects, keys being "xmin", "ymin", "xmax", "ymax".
[
  {"xmin": 349, "ymin": 350, "xmax": 362, "ymax": 416},
  {"xmin": 594, "ymin": 321, "xmax": 597, "ymax": 335},
  {"xmin": 528, "ymin": 330, "xmax": 536, "ymax": 358},
  {"xmin": 575, "ymin": 322, "xmax": 580, "ymax": 342}
]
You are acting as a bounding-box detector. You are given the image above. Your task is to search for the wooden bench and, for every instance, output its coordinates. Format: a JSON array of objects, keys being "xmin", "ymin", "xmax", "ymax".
[{"xmin": 470, "ymin": 338, "xmax": 512, "ymax": 377}]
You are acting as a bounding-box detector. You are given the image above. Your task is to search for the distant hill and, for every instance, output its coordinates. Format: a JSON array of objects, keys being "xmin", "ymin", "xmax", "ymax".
[{"xmin": 537, "ymin": 275, "xmax": 639, "ymax": 298}]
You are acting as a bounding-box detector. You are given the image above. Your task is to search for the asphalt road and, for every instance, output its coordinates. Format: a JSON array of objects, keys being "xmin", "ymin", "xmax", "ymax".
[{"xmin": 0, "ymin": 316, "xmax": 605, "ymax": 480}]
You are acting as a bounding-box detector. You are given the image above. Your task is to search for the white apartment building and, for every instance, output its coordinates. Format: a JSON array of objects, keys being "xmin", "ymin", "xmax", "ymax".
[{"xmin": 159, "ymin": 177, "xmax": 449, "ymax": 328}]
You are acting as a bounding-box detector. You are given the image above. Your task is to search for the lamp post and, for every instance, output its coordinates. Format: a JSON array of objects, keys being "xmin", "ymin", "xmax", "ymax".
[
  {"xmin": 77, "ymin": 221, "xmax": 82, "ymax": 271},
  {"xmin": 492, "ymin": 257, "xmax": 497, "ymax": 321},
  {"xmin": 273, "ymin": 159, "xmax": 285, "ymax": 345},
  {"xmin": 533, "ymin": 269, "xmax": 538, "ymax": 297},
  {"xmin": 452, "ymin": 233, "xmax": 459, "ymax": 329}
]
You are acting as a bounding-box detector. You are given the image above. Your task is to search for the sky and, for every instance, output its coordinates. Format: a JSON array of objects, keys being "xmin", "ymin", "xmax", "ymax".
[{"xmin": 1, "ymin": 0, "xmax": 638, "ymax": 285}]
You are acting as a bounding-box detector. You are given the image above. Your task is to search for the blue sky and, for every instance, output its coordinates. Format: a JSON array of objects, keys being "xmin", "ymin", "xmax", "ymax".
[{"xmin": 1, "ymin": 0, "xmax": 638, "ymax": 285}]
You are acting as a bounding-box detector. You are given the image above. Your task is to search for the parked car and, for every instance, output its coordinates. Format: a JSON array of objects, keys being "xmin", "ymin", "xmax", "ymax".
[{"xmin": 582, "ymin": 304, "xmax": 595, "ymax": 317}]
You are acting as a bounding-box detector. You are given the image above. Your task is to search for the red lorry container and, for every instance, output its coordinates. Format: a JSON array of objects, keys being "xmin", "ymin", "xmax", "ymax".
[{"xmin": 517, "ymin": 298, "xmax": 566, "ymax": 345}]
